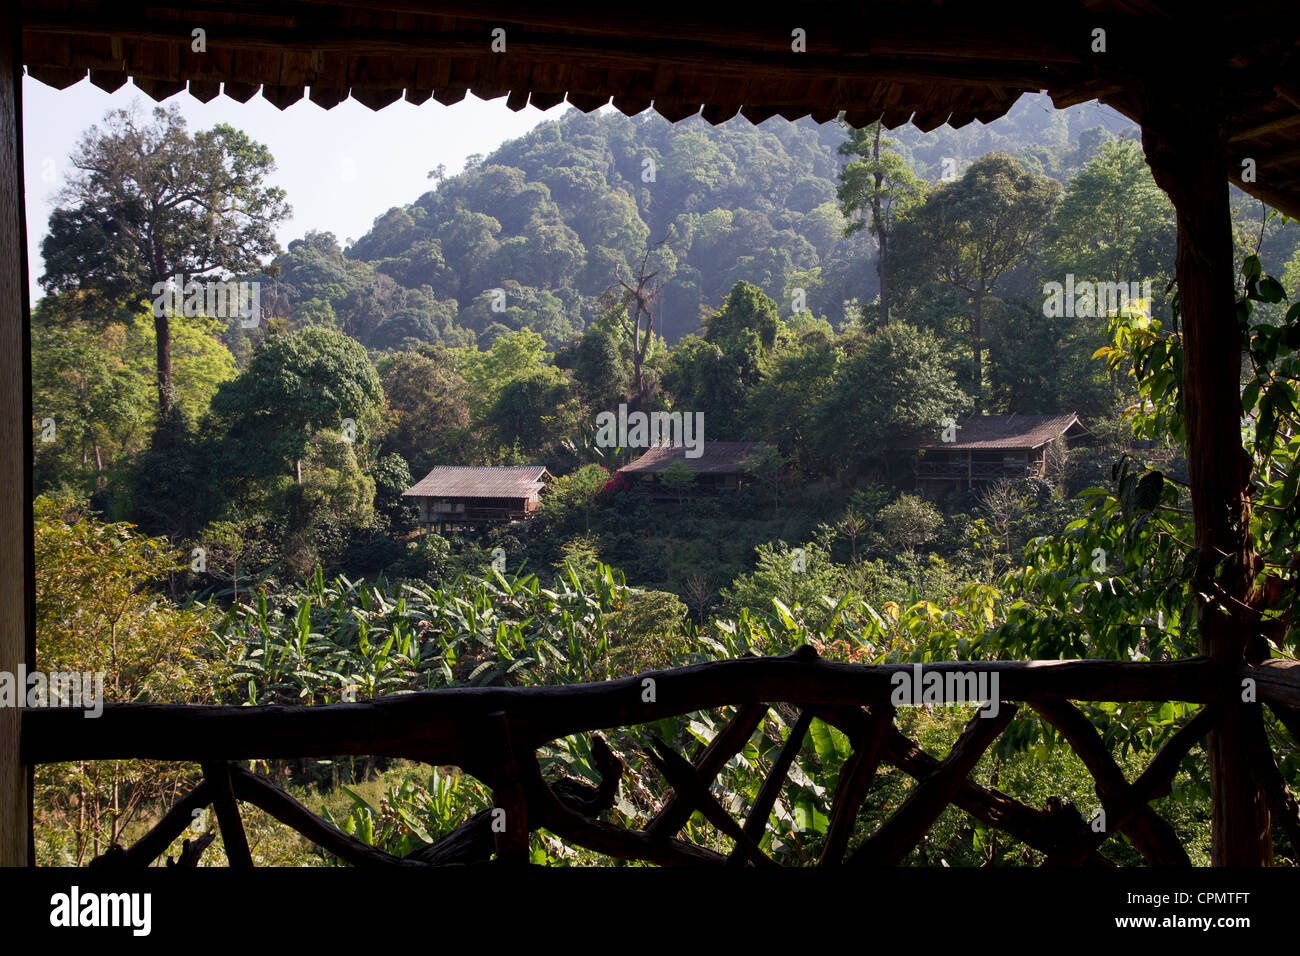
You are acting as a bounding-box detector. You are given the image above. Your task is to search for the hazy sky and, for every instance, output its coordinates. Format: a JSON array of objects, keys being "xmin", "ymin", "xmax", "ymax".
[{"xmin": 21, "ymin": 75, "xmax": 565, "ymax": 302}]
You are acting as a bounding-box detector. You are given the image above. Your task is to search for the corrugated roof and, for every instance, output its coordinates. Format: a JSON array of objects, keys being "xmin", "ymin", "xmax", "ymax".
[
  {"xmin": 619, "ymin": 441, "xmax": 773, "ymax": 475},
  {"xmin": 911, "ymin": 413, "xmax": 1088, "ymax": 451},
  {"xmin": 403, "ymin": 465, "xmax": 550, "ymax": 498}
]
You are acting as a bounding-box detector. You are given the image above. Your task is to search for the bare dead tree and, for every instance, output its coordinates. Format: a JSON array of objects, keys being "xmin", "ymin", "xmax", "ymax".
[
  {"xmin": 681, "ymin": 572, "xmax": 716, "ymax": 624},
  {"xmin": 612, "ymin": 235, "xmax": 670, "ymax": 410}
]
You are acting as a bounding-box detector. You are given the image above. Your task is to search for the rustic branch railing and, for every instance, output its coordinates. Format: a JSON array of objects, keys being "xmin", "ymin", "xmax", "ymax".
[{"xmin": 21, "ymin": 647, "xmax": 1300, "ymax": 868}]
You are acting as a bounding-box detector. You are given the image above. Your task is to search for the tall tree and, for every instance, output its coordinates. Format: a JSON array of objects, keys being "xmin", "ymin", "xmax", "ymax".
[
  {"xmin": 1022, "ymin": 138, "xmax": 1177, "ymax": 415},
  {"xmin": 664, "ymin": 281, "xmax": 785, "ymax": 438},
  {"xmin": 378, "ymin": 349, "xmax": 472, "ymax": 475},
  {"xmin": 613, "ymin": 238, "xmax": 671, "ymax": 409},
  {"xmin": 812, "ymin": 322, "xmax": 969, "ymax": 476},
  {"xmin": 31, "ymin": 295, "xmax": 153, "ymax": 494},
  {"xmin": 1043, "ymin": 137, "xmax": 1176, "ymax": 288},
  {"xmin": 209, "ymin": 326, "xmax": 384, "ymax": 490},
  {"xmin": 836, "ymin": 122, "xmax": 926, "ymax": 327},
  {"xmin": 40, "ymin": 105, "xmax": 289, "ymax": 431},
  {"xmin": 893, "ymin": 153, "xmax": 1060, "ymax": 409}
]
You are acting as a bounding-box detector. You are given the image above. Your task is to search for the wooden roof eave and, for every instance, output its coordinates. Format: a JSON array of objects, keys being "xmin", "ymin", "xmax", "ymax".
[{"xmin": 18, "ymin": 1, "xmax": 1300, "ymax": 215}]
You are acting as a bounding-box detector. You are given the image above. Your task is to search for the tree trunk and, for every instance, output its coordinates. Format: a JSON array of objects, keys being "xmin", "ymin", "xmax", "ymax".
[
  {"xmin": 872, "ymin": 124, "xmax": 890, "ymax": 328},
  {"xmin": 970, "ymin": 290, "xmax": 983, "ymax": 412},
  {"xmin": 631, "ymin": 314, "xmax": 644, "ymax": 410},
  {"xmin": 1142, "ymin": 86, "xmax": 1271, "ymax": 866},
  {"xmin": 154, "ymin": 310, "xmax": 175, "ymax": 424},
  {"xmin": 633, "ymin": 298, "xmax": 653, "ymax": 410},
  {"xmin": 876, "ymin": 224, "xmax": 890, "ymax": 329}
]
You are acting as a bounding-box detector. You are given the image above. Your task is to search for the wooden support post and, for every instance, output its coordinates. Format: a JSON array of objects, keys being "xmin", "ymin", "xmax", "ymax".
[
  {"xmin": 201, "ymin": 760, "xmax": 254, "ymax": 868},
  {"xmin": 727, "ymin": 710, "xmax": 812, "ymax": 866},
  {"xmin": 1141, "ymin": 78, "xmax": 1272, "ymax": 866},
  {"xmin": 487, "ymin": 711, "xmax": 530, "ymax": 863},
  {"xmin": 0, "ymin": 2, "xmax": 32, "ymax": 868},
  {"xmin": 819, "ymin": 705, "xmax": 893, "ymax": 866}
]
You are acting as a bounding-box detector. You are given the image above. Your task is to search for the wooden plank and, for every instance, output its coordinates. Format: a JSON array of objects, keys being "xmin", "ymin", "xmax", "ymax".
[
  {"xmin": 241, "ymin": 1, "xmax": 1092, "ymax": 63},
  {"xmin": 90, "ymin": 780, "xmax": 212, "ymax": 868},
  {"xmin": 407, "ymin": 735, "xmax": 621, "ymax": 865},
  {"xmin": 1045, "ymin": 706, "xmax": 1220, "ymax": 866},
  {"xmin": 487, "ymin": 711, "xmax": 529, "ymax": 863},
  {"xmin": 0, "ymin": 1, "xmax": 31, "ymax": 868},
  {"xmin": 645, "ymin": 735, "xmax": 775, "ymax": 867},
  {"xmin": 1251, "ymin": 659, "xmax": 1300, "ymax": 709},
  {"xmin": 20, "ymin": 17, "xmax": 1057, "ymax": 88},
  {"xmin": 228, "ymin": 765, "xmax": 420, "ymax": 867},
  {"xmin": 516, "ymin": 748, "xmax": 727, "ymax": 866},
  {"xmin": 1228, "ymin": 109, "xmax": 1300, "ymax": 142},
  {"xmin": 821, "ymin": 707, "xmax": 1113, "ymax": 864},
  {"xmin": 819, "ymin": 705, "xmax": 893, "ymax": 866}
]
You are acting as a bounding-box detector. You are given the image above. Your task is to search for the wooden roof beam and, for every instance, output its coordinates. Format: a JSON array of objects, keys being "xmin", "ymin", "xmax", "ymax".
[
  {"xmin": 22, "ymin": 17, "xmax": 1059, "ymax": 89},
  {"xmin": 290, "ymin": 0, "xmax": 1091, "ymax": 63}
]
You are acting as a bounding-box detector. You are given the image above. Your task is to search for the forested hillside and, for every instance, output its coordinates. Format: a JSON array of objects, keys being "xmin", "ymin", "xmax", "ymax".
[
  {"xmin": 29, "ymin": 92, "xmax": 1300, "ymax": 867},
  {"xmin": 259, "ymin": 95, "xmax": 1182, "ymax": 350},
  {"xmin": 34, "ymin": 93, "xmax": 1300, "ymax": 588}
]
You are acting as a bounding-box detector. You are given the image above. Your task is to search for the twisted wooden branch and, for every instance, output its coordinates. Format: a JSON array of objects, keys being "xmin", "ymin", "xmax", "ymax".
[
  {"xmin": 849, "ymin": 704, "xmax": 1018, "ymax": 866},
  {"xmin": 1045, "ymin": 705, "xmax": 1220, "ymax": 866},
  {"xmin": 1031, "ymin": 699, "xmax": 1190, "ymax": 866}
]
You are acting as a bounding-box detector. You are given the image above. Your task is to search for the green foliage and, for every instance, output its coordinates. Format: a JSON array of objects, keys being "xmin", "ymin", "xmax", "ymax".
[
  {"xmin": 540, "ymin": 464, "xmax": 610, "ymax": 531},
  {"xmin": 657, "ymin": 458, "xmax": 697, "ymax": 503},
  {"xmin": 837, "ymin": 122, "xmax": 927, "ymax": 241},
  {"xmin": 35, "ymin": 91, "xmax": 1300, "ymax": 867},
  {"xmin": 33, "ymin": 493, "xmax": 226, "ymax": 863},
  {"xmin": 40, "ymin": 104, "xmax": 289, "ymax": 421},
  {"xmin": 323, "ymin": 766, "xmax": 492, "ymax": 862},
  {"xmin": 812, "ymin": 322, "xmax": 969, "ymax": 475},
  {"xmin": 893, "ymin": 152, "xmax": 1062, "ymax": 406},
  {"xmin": 209, "ymin": 325, "xmax": 385, "ymax": 493},
  {"xmin": 878, "ymin": 493, "xmax": 943, "ymax": 554},
  {"xmin": 377, "ymin": 348, "xmax": 473, "ymax": 474},
  {"xmin": 31, "ymin": 296, "xmax": 154, "ymax": 499}
]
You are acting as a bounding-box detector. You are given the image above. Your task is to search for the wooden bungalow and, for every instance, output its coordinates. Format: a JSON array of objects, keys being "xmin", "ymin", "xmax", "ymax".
[
  {"xmin": 618, "ymin": 441, "xmax": 773, "ymax": 496},
  {"xmin": 909, "ymin": 413, "xmax": 1092, "ymax": 496},
  {"xmin": 8, "ymin": 0, "xmax": 1300, "ymax": 869},
  {"xmin": 403, "ymin": 465, "xmax": 550, "ymax": 530}
]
